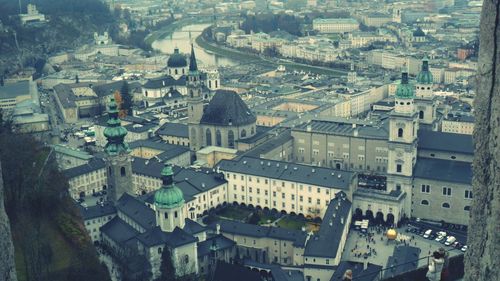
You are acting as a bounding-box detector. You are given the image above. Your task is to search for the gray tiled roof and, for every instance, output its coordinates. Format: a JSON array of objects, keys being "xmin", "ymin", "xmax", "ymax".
[
  {"xmin": 124, "ymin": 123, "xmax": 156, "ymax": 133},
  {"xmin": 156, "ymin": 122, "xmax": 189, "ymax": 138},
  {"xmin": 207, "ymin": 219, "xmax": 308, "ymax": 247},
  {"xmin": 100, "ymin": 217, "xmax": 140, "ymax": 245},
  {"xmin": 413, "ymin": 157, "xmax": 472, "ymax": 184},
  {"xmin": 418, "ymin": 130, "xmax": 473, "ymax": 154},
  {"xmin": 0, "ymin": 80, "xmax": 31, "ymax": 99},
  {"xmin": 293, "ymin": 120, "xmax": 389, "ymax": 140},
  {"xmin": 210, "ymin": 261, "xmax": 263, "ymax": 281},
  {"xmin": 116, "ymin": 193, "xmax": 156, "ymax": 231},
  {"xmin": 63, "ymin": 157, "xmax": 104, "ymax": 178},
  {"xmin": 183, "ymin": 219, "xmax": 206, "ymax": 235},
  {"xmin": 92, "ymin": 80, "xmax": 141, "ymax": 98},
  {"xmin": 53, "ymin": 84, "xmax": 77, "ymax": 108},
  {"xmin": 217, "ymin": 157, "xmax": 354, "ymax": 190},
  {"xmin": 200, "ymin": 90, "xmax": 256, "ymax": 126},
  {"xmin": 78, "ymin": 203, "xmax": 116, "ymax": 220},
  {"xmin": 383, "ymin": 246, "xmax": 421, "ymax": 279},
  {"xmin": 330, "ymin": 261, "xmax": 382, "ymax": 281},
  {"xmin": 241, "ymin": 130, "xmax": 293, "ymax": 158},
  {"xmin": 304, "ymin": 192, "xmax": 351, "ymax": 258},
  {"xmin": 197, "ymin": 234, "xmax": 235, "ymax": 257},
  {"xmin": 136, "ymin": 226, "xmax": 197, "ymax": 248},
  {"xmin": 129, "ymin": 140, "xmax": 189, "ymax": 159},
  {"xmin": 143, "ymin": 75, "xmax": 186, "ymax": 89}
]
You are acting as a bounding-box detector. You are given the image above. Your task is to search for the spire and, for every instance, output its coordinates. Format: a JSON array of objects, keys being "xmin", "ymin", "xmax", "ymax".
[
  {"xmin": 189, "ymin": 44, "xmax": 198, "ymax": 72},
  {"xmin": 103, "ymin": 98, "xmax": 129, "ymax": 155},
  {"xmin": 422, "ymin": 57, "xmax": 429, "ymax": 71}
]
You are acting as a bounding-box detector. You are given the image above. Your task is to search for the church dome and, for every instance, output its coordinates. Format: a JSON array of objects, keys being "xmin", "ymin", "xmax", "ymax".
[
  {"xmin": 200, "ymin": 90, "xmax": 256, "ymax": 126},
  {"xmin": 416, "ymin": 58, "xmax": 433, "ymax": 84},
  {"xmin": 167, "ymin": 48, "xmax": 187, "ymax": 68},
  {"xmin": 154, "ymin": 164, "xmax": 185, "ymax": 209},
  {"xmin": 395, "ymin": 72, "xmax": 414, "ymax": 99}
]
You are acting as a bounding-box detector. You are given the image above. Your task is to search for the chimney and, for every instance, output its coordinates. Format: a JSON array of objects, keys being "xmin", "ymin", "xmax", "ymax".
[{"xmin": 216, "ymin": 224, "xmax": 220, "ymax": 235}]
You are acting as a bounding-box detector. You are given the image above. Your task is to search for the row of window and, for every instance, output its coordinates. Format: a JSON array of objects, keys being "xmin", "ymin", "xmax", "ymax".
[
  {"xmin": 420, "ymin": 200, "xmax": 470, "ymax": 211},
  {"xmin": 420, "ymin": 185, "xmax": 473, "ymax": 199},
  {"xmin": 232, "ymin": 183, "xmax": 328, "ymax": 194}
]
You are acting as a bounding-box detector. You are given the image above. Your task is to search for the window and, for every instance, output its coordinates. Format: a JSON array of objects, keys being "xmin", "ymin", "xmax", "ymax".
[
  {"xmin": 164, "ymin": 212, "xmax": 168, "ymax": 219},
  {"xmin": 442, "ymin": 187, "xmax": 452, "ymax": 196},
  {"xmin": 184, "ymin": 255, "xmax": 189, "ymax": 264},
  {"xmin": 174, "ymin": 211, "xmax": 178, "ymax": 218},
  {"xmin": 398, "ymin": 128, "xmax": 403, "ymax": 138},
  {"xmin": 206, "ymin": 129, "xmax": 212, "ymax": 146},
  {"xmin": 421, "ymin": 200, "xmax": 429, "ymax": 205},
  {"xmin": 442, "ymin": 202, "xmax": 450, "ymax": 209},
  {"xmin": 216, "ymin": 130, "xmax": 222, "ymax": 146},
  {"xmin": 158, "ymin": 247, "xmax": 162, "ymax": 254},
  {"xmin": 419, "ymin": 110, "xmax": 424, "ymax": 119},
  {"xmin": 228, "ymin": 130, "xmax": 235, "ymax": 148},
  {"xmin": 421, "ymin": 184, "xmax": 430, "ymax": 193},
  {"xmin": 464, "ymin": 206, "xmax": 470, "ymax": 211},
  {"xmin": 120, "ymin": 167, "xmax": 126, "ymax": 176},
  {"xmin": 241, "ymin": 129, "xmax": 247, "ymax": 138},
  {"xmin": 396, "ymin": 164, "xmax": 402, "ymax": 173},
  {"xmin": 465, "ymin": 190, "xmax": 473, "ymax": 199}
]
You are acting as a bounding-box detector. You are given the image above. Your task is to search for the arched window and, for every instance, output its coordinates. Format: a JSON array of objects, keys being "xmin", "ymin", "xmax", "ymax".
[
  {"xmin": 182, "ymin": 69, "xmax": 185, "ymax": 74},
  {"xmin": 190, "ymin": 90, "xmax": 193, "ymax": 98},
  {"xmin": 398, "ymin": 128, "xmax": 404, "ymax": 138},
  {"xmin": 120, "ymin": 167, "xmax": 126, "ymax": 177},
  {"xmin": 228, "ymin": 130, "xmax": 235, "ymax": 148},
  {"xmin": 209, "ymin": 80, "xmax": 212, "ymax": 88},
  {"xmin": 164, "ymin": 212, "xmax": 168, "ymax": 219},
  {"xmin": 174, "ymin": 211, "xmax": 178, "ymax": 218},
  {"xmin": 175, "ymin": 69, "xmax": 178, "ymax": 75},
  {"xmin": 206, "ymin": 129, "xmax": 212, "ymax": 146},
  {"xmin": 421, "ymin": 200, "xmax": 429, "ymax": 205},
  {"xmin": 442, "ymin": 202, "xmax": 450, "ymax": 208},
  {"xmin": 241, "ymin": 129, "xmax": 247, "ymax": 138},
  {"xmin": 158, "ymin": 247, "xmax": 162, "ymax": 254},
  {"xmin": 216, "ymin": 130, "xmax": 222, "ymax": 146},
  {"xmin": 419, "ymin": 110, "xmax": 424, "ymax": 119},
  {"xmin": 464, "ymin": 206, "xmax": 470, "ymax": 211},
  {"xmin": 184, "ymin": 255, "xmax": 189, "ymax": 264}
]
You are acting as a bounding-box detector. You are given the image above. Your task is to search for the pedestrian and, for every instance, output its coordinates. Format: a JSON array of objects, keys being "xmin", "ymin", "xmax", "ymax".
[
  {"xmin": 342, "ymin": 269, "xmax": 352, "ymax": 281},
  {"xmin": 426, "ymin": 251, "xmax": 444, "ymax": 281},
  {"xmin": 439, "ymin": 247, "xmax": 450, "ymax": 281}
]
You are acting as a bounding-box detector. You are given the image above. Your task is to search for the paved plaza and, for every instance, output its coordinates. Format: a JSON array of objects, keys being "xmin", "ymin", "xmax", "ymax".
[{"xmin": 342, "ymin": 224, "xmax": 464, "ymax": 269}]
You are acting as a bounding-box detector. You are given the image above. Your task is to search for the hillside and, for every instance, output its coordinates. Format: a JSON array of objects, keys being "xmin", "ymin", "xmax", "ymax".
[
  {"xmin": 0, "ymin": 0, "xmax": 116, "ymax": 74},
  {"xmin": 0, "ymin": 122, "xmax": 111, "ymax": 281}
]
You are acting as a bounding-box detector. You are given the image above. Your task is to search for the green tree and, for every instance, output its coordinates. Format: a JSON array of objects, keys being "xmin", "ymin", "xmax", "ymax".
[
  {"xmin": 120, "ymin": 81, "xmax": 133, "ymax": 116},
  {"xmin": 157, "ymin": 246, "xmax": 176, "ymax": 281}
]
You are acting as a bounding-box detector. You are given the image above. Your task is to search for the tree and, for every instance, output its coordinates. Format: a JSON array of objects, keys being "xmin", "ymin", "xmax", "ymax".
[
  {"xmin": 113, "ymin": 91, "xmax": 126, "ymax": 118},
  {"xmin": 157, "ymin": 246, "xmax": 176, "ymax": 281},
  {"xmin": 120, "ymin": 81, "xmax": 133, "ymax": 116}
]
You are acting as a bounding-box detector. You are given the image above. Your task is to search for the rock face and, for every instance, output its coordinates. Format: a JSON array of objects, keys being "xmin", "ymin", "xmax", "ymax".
[
  {"xmin": 0, "ymin": 164, "xmax": 18, "ymax": 281},
  {"xmin": 464, "ymin": 0, "xmax": 500, "ymax": 280}
]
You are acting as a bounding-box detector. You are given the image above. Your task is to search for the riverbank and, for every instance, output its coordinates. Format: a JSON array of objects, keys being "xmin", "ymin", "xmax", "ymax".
[{"xmin": 196, "ymin": 30, "xmax": 348, "ymax": 76}]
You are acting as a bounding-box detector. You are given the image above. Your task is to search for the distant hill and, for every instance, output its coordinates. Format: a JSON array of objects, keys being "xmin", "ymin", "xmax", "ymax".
[{"xmin": 0, "ymin": 0, "xmax": 116, "ymax": 74}]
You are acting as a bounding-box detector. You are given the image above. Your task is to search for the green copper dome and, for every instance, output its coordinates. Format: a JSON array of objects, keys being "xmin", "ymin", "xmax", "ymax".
[
  {"xmin": 416, "ymin": 58, "xmax": 433, "ymax": 84},
  {"xmin": 154, "ymin": 164, "xmax": 185, "ymax": 209},
  {"xmin": 395, "ymin": 72, "xmax": 414, "ymax": 99},
  {"xmin": 103, "ymin": 98, "xmax": 130, "ymax": 155}
]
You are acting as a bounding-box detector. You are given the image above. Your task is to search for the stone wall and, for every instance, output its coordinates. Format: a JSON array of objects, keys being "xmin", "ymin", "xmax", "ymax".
[
  {"xmin": 464, "ymin": 0, "xmax": 500, "ymax": 280},
  {"xmin": 0, "ymin": 163, "xmax": 18, "ymax": 281}
]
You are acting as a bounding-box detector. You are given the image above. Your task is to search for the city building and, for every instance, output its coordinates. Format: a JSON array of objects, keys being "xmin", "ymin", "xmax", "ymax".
[{"xmin": 312, "ymin": 18, "xmax": 359, "ymax": 34}]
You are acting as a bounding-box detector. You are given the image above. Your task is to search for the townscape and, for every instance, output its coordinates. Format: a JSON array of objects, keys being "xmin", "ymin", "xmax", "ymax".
[{"xmin": 0, "ymin": 1, "xmax": 488, "ymax": 281}]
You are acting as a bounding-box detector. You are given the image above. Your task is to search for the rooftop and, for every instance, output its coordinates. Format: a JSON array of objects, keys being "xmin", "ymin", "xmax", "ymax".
[
  {"xmin": 293, "ymin": 119, "xmax": 389, "ymax": 140},
  {"xmin": 156, "ymin": 122, "xmax": 189, "ymax": 138},
  {"xmin": 413, "ymin": 158, "xmax": 472, "ymax": 184},
  {"xmin": 304, "ymin": 192, "xmax": 352, "ymax": 258},
  {"xmin": 0, "ymin": 80, "xmax": 31, "ymax": 99},
  {"xmin": 200, "ymin": 90, "xmax": 256, "ymax": 126},
  {"xmin": 217, "ymin": 156, "xmax": 355, "ymax": 190},
  {"xmin": 418, "ymin": 130, "xmax": 473, "ymax": 155}
]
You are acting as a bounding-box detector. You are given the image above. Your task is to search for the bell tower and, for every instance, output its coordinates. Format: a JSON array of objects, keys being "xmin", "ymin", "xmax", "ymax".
[
  {"xmin": 187, "ymin": 44, "xmax": 204, "ymax": 151},
  {"xmin": 104, "ymin": 98, "xmax": 133, "ymax": 202},
  {"xmin": 387, "ymin": 71, "xmax": 418, "ymax": 219},
  {"xmin": 415, "ymin": 57, "xmax": 438, "ymax": 130},
  {"xmin": 154, "ymin": 164, "xmax": 186, "ymax": 232}
]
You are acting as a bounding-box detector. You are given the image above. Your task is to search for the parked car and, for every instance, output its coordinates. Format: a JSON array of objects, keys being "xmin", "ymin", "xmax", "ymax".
[
  {"xmin": 453, "ymin": 242, "xmax": 463, "ymax": 249},
  {"xmin": 423, "ymin": 229, "xmax": 433, "ymax": 239},
  {"xmin": 437, "ymin": 231, "xmax": 447, "ymax": 237},
  {"xmin": 435, "ymin": 235, "xmax": 445, "ymax": 243},
  {"xmin": 461, "ymin": 245, "xmax": 468, "ymax": 252},
  {"xmin": 445, "ymin": 236, "xmax": 456, "ymax": 246}
]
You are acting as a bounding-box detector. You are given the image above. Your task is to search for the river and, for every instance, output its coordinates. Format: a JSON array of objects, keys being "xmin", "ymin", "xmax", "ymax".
[{"xmin": 151, "ymin": 23, "xmax": 238, "ymax": 67}]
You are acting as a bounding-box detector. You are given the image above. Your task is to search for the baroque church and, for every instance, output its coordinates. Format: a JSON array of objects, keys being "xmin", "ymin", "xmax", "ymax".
[{"xmin": 141, "ymin": 46, "xmax": 221, "ymax": 108}]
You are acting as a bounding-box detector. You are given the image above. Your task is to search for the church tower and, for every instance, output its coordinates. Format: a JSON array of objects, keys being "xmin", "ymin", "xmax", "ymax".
[
  {"xmin": 415, "ymin": 57, "xmax": 438, "ymax": 130},
  {"xmin": 104, "ymin": 98, "xmax": 133, "ymax": 202},
  {"xmin": 187, "ymin": 45, "xmax": 204, "ymax": 151},
  {"xmin": 387, "ymin": 71, "xmax": 419, "ymax": 220},
  {"xmin": 154, "ymin": 164, "xmax": 186, "ymax": 232}
]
